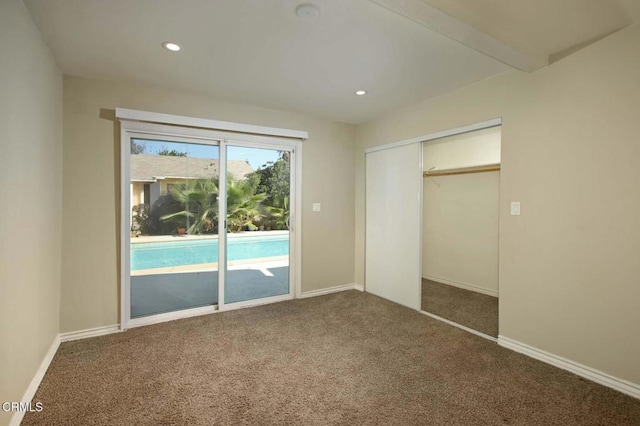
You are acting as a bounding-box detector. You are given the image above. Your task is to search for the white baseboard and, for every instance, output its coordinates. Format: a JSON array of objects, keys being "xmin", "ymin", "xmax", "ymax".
[
  {"xmin": 59, "ymin": 324, "xmax": 121, "ymax": 342},
  {"xmin": 10, "ymin": 335, "xmax": 60, "ymax": 426},
  {"xmin": 299, "ymin": 283, "xmax": 360, "ymax": 299},
  {"xmin": 498, "ymin": 335, "xmax": 640, "ymax": 400},
  {"xmin": 354, "ymin": 283, "xmax": 364, "ymax": 292},
  {"xmin": 424, "ymin": 275, "xmax": 498, "ymax": 297},
  {"xmin": 10, "ymin": 325, "xmax": 120, "ymax": 425}
]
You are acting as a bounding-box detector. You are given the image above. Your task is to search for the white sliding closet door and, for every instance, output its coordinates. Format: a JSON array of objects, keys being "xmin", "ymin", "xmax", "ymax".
[{"xmin": 365, "ymin": 143, "xmax": 421, "ymax": 310}]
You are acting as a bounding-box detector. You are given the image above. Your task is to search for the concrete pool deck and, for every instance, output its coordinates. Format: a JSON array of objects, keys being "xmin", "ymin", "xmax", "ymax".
[{"xmin": 130, "ymin": 263, "xmax": 290, "ymax": 317}]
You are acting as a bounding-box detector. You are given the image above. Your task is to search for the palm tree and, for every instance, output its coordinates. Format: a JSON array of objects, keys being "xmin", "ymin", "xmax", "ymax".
[
  {"xmin": 161, "ymin": 174, "xmax": 268, "ymax": 234},
  {"xmin": 226, "ymin": 174, "xmax": 266, "ymax": 232},
  {"xmin": 160, "ymin": 178, "xmax": 219, "ymax": 234},
  {"xmin": 263, "ymin": 194, "xmax": 289, "ymax": 230}
]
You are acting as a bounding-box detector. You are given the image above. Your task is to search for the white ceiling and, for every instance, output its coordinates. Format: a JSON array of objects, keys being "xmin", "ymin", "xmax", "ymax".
[
  {"xmin": 423, "ymin": 0, "xmax": 640, "ymax": 61},
  {"xmin": 24, "ymin": 0, "xmax": 510, "ymax": 124},
  {"xmin": 24, "ymin": 0, "xmax": 639, "ymax": 124}
]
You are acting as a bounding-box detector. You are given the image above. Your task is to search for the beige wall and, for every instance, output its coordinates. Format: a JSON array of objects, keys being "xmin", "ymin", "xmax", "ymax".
[
  {"xmin": 61, "ymin": 76, "xmax": 356, "ymax": 332},
  {"xmin": 423, "ymin": 171, "xmax": 500, "ymax": 295},
  {"xmin": 0, "ymin": 1, "xmax": 62, "ymax": 423},
  {"xmin": 356, "ymin": 23, "xmax": 640, "ymax": 385}
]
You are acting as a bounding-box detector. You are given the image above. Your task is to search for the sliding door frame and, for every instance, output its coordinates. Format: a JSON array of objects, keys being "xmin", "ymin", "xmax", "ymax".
[
  {"xmin": 118, "ymin": 110, "xmax": 305, "ymax": 330},
  {"xmin": 219, "ymin": 139, "xmax": 300, "ymax": 312}
]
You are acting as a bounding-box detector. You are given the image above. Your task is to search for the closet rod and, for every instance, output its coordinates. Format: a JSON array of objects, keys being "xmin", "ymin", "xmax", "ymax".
[{"xmin": 423, "ymin": 164, "xmax": 500, "ymax": 178}]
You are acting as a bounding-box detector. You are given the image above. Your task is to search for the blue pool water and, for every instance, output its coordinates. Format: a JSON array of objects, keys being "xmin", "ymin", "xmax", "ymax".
[{"xmin": 131, "ymin": 235, "xmax": 289, "ymax": 270}]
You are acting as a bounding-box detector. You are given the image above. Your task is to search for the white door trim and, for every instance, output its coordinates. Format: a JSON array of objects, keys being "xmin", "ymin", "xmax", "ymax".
[
  {"xmin": 116, "ymin": 108, "xmax": 308, "ymax": 140},
  {"xmin": 364, "ymin": 117, "xmax": 502, "ymax": 154}
]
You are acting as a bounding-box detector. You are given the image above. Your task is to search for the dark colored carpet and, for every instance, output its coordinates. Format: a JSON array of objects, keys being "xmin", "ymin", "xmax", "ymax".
[
  {"xmin": 23, "ymin": 291, "xmax": 640, "ymax": 425},
  {"xmin": 422, "ymin": 279, "xmax": 499, "ymax": 337}
]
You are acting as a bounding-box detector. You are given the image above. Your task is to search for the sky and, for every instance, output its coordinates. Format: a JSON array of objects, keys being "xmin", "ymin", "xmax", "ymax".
[{"xmin": 133, "ymin": 138, "xmax": 281, "ymax": 170}]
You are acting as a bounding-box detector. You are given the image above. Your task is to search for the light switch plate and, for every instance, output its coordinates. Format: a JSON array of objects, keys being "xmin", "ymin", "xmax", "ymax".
[
  {"xmin": 312, "ymin": 203, "xmax": 321, "ymax": 212},
  {"xmin": 510, "ymin": 201, "xmax": 521, "ymax": 216}
]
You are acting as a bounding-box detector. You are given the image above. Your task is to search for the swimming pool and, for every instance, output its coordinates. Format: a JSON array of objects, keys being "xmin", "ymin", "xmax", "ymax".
[{"xmin": 131, "ymin": 234, "xmax": 289, "ymax": 270}]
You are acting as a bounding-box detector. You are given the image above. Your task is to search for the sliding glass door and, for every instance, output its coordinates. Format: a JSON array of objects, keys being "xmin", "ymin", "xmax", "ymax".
[
  {"xmin": 121, "ymin": 121, "xmax": 300, "ymax": 328},
  {"xmin": 129, "ymin": 138, "xmax": 220, "ymax": 318},
  {"xmin": 223, "ymin": 145, "xmax": 292, "ymax": 305}
]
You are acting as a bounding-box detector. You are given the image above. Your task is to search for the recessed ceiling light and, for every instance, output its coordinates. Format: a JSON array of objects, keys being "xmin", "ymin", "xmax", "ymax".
[
  {"xmin": 355, "ymin": 90, "xmax": 367, "ymax": 96},
  {"xmin": 162, "ymin": 41, "xmax": 182, "ymax": 52},
  {"xmin": 295, "ymin": 3, "xmax": 320, "ymax": 19}
]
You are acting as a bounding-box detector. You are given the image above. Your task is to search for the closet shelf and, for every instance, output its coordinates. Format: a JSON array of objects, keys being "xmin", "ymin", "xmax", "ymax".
[{"xmin": 423, "ymin": 164, "xmax": 500, "ymax": 177}]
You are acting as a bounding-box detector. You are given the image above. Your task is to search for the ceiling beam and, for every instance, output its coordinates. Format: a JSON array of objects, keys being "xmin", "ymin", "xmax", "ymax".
[{"xmin": 367, "ymin": 0, "xmax": 549, "ymax": 72}]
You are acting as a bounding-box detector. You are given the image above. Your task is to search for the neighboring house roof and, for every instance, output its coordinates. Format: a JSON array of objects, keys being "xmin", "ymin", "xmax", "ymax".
[{"xmin": 130, "ymin": 154, "xmax": 253, "ymax": 182}]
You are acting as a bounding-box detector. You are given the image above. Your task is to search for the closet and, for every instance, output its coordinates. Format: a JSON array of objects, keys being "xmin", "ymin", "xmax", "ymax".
[{"xmin": 365, "ymin": 120, "xmax": 501, "ymax": 339}]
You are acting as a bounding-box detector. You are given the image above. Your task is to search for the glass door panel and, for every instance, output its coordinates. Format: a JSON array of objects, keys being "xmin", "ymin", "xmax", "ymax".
[
  {"xmin": 224, "ymin": 145, "xmax": 291, "ymax": 304},
  {"xmin": 129, "ymin": 139, "xmax": 219, "ymax": 318}
]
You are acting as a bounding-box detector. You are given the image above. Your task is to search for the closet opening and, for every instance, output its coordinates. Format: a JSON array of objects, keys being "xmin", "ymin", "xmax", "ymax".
[{"xmin": 420, "ymin": 126, "xmax": 501, "ymax": 339}]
